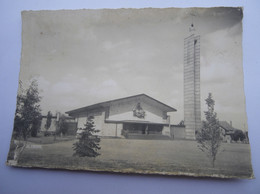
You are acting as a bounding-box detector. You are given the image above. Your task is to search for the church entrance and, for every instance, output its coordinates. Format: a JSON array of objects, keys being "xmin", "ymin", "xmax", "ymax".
[{"xmin": 122, "ymin": 123, "xmax": 163, "ymax": 138}]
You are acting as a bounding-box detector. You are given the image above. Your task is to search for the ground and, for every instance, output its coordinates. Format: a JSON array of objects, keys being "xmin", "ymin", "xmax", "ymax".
[{"xmin": 10, "ymin": 137, "xmax": 253, "ymax": 179}]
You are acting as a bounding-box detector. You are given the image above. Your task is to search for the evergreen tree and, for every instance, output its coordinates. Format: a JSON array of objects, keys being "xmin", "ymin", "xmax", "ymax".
[
  {"xmin": 31, "ymin": 114, "xmax": 42, "ymax": 137},
  {"xmin": 197, "ymin": 93, "xmax": 221, "ymax": 168},
  {"xmin": 73, "ymin": 116, "xmax": 101, "ymax": 157},
  {"xmin": 45, "ymin": 111, "xmax": 52, "ymax": 131}
]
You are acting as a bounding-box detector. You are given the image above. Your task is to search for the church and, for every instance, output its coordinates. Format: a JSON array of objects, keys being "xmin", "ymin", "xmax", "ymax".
[
  {"xmin": 66, "ymin": 23, "xmax": 201, "ymax": 140},
  {"xmin": 66, "ymin": 94, "xmax": 180, "ymax": 139}
]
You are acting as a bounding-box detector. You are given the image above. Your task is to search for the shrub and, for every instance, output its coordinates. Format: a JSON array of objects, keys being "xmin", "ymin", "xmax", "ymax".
[
  {"xmin": 197, "ymin": 93, "xmax": 222, "ymax": 168},
  {"xmin": 231, "ymin": 130, "xmax": 246, "ymax": 142},
  {"xmin": 73, "ymin": 116, "xmax": 101, "ymax": 157}
]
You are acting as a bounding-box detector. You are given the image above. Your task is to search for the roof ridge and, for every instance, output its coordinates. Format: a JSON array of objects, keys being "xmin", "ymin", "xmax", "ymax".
[{"xmin": 66, "ymin": 93, "xmax": 176, "ymax": 115}]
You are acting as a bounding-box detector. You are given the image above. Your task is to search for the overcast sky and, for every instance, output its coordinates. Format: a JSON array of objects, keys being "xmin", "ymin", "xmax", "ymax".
[{"xmin": 19, "ymin": 7, "xmax": 246, "ymax": 129}]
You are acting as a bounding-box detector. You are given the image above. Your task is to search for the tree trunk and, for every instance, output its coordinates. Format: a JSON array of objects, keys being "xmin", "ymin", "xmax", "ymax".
[
  {"xmin": 13, "ymin": 140, "xmax": 27, "ymax": 162},
  {"xmin": 212, "ymin": 158, "xmax": 215, "ymax": 168}
]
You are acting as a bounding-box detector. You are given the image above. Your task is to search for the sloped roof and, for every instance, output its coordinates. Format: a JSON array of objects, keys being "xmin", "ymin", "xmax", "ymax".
[
  {"xmin": 66, "ymin": 94, "xmax": 176, "ymax": 116},
  {"xmin": 219, "ymin": 121, "xmax": 235, "ymax": 132}
]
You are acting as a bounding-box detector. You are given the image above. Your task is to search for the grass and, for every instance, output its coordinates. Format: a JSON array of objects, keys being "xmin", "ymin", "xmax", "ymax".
[
  {"xmin": 12, "ymin": 138, "xmax": 253, "ymax": 178},
  {"xmin": 26, "ymin": 134, "xmax": 75, "ymax": 144}
]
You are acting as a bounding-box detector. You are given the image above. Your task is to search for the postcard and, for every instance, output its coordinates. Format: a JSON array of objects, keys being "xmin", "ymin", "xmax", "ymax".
[{"xmin": 6, "ymin": 8, "xmax": 253, "ymax": 179}]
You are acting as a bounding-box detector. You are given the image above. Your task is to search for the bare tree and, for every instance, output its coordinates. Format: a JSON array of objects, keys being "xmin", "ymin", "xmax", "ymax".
[{"xmin": 197, "ymin": 93, "xmax": 222, "ymax": 168}]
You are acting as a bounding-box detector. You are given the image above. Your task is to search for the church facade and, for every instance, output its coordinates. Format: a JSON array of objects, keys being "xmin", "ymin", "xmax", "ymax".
[{"xmin": 66, "ymin": 94, "xmax": 177, "ymax": 138}]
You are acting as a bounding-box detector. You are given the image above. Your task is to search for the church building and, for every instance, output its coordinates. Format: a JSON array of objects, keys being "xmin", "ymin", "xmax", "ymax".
[
  {"xmin": 66, "ymin": 22, "xmax": 201, "ymax": 140},
  {"xmin": 66, "ymin": 94, "xmax": 177, "ymax": 138}
]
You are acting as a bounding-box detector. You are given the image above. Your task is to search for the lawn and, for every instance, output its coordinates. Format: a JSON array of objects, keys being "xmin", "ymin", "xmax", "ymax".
[
  {"xmin": 25, "ymin": 132, "xmax": 76, "ymax": 144},
  {"xmin": 15, "ymin": 138, "xmax": 253, "ymax": 178}
]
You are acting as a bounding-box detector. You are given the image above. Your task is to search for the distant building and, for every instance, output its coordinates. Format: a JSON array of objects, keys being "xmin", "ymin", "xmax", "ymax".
[
  {"xmin": 40, "ymin": 114, "xmax": 77, "ymax": 135},
  {"xmin": 66, "ymin": 94, "xmax": 178, "ymax": 139},
  {"xmin": 218, "ymin": 121, "xmax": 247, "ymax": 143},
  {"xmin": 219, "ymin": 121, "xmax": 234, "ymax": 143},
  {"xmin": 183, "ymin": 23, "xmax": 201, "ymax": 139}
]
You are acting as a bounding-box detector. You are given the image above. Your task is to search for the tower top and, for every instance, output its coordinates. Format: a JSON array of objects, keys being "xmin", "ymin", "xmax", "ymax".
[
  {"xmin": 189, "ymin": 13, "xmax": 196, "ymax": 34},
  {"xmin": 189, "ymin": 22, "xmax": 195, "ymax": 33}
]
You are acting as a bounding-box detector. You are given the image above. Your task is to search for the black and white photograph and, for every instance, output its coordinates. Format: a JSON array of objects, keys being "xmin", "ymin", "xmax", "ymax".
[{"xmin": 6, "ymin": 7, "xmax": 253, "ymax": 179}]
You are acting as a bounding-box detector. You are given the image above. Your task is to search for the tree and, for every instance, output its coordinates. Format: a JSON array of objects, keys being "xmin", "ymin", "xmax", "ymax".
[
  {"xmin": 13, "ymin": 81, "xmax": 25, "ymax": 139},
  {"xmin": 10, "ymin": 80, "xmax": 42, "ymax": 163},
  {"xmin": 13, "ymin": 80, "xmax": 42, "ymax": 140},
  {"xmin": 31, "ymin": 115, "xmax": 42, "ymax": 137},
  {"xmin": 232, "ymin": 130, "xmax": 246, "ymax": 142},
  {"xmin": 197, "ymin": 93, "xmax": 222, "ymax": 168},
  {"xmin": 45, "ymin": 111, "xmax": 52, "ymax": 131},
  {"xmin": 73, "ymin": 116, "xmax": 101, "ymax": 157},
  {"xmin": 56, "ymin": 114, "xmax": 69, "ymax": 136}
]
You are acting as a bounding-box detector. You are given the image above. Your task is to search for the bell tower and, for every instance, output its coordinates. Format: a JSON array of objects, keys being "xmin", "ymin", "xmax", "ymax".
[{"xmin": 183, "ymin": 22, "xmax": 201, "ymax": 140}]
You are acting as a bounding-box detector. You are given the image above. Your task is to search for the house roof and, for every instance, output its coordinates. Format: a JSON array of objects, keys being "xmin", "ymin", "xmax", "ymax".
[
  {"xmin": 66, "ymin": 94, "xmax": 177, "ymax": 116},
  {"xmin": 219, "ymin": 121, "xmax": 234, "ymax": 132}
]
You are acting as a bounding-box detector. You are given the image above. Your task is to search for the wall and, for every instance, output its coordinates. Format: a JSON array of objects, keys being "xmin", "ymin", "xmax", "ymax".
[
  {"xmin": 102, "ymin": 122, "xmax": 123, "ymax": 137},
  {"xmin": 170, "ymin": 126, "xmax": 186, "ymax": 140},
  {"xmin": 77, "ymin": 111, "xmax": 123, "ymax": 137},
  {"xmin": 162, "ymin": 126, "xmax": 171, "ymax": 137},
  {"xmin": 108, "ymin": 98, "xmax": 168, "ymax": 124},
  {"xmin": 107, "ymin": 110, "xmax": 166, "ymax": 124},
  {"xmin": 77, "ymin": 111, "xmax": 103, "ymax": 136},
  {"xmin": 109, "ymin": 96, "xmax": 165, "ymax": 118}
]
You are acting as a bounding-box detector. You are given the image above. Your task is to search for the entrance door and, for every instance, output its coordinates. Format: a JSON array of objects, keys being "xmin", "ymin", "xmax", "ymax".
[
  {"xmin": 123, "ymin": 123, "xmax": 146, "ymax": 134},
  {"xmin": 123, "ymin": 123, "xmax": 163, "ymax": 134},
  {"xmin": 148, "ymin": 124, "xmax": 163, "ymax": 134}
]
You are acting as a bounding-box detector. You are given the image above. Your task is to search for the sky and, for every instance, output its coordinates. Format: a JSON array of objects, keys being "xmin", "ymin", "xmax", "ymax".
[{"xmin": 18, "ymin": 7, "xmax": 246, "ymax": 129}]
